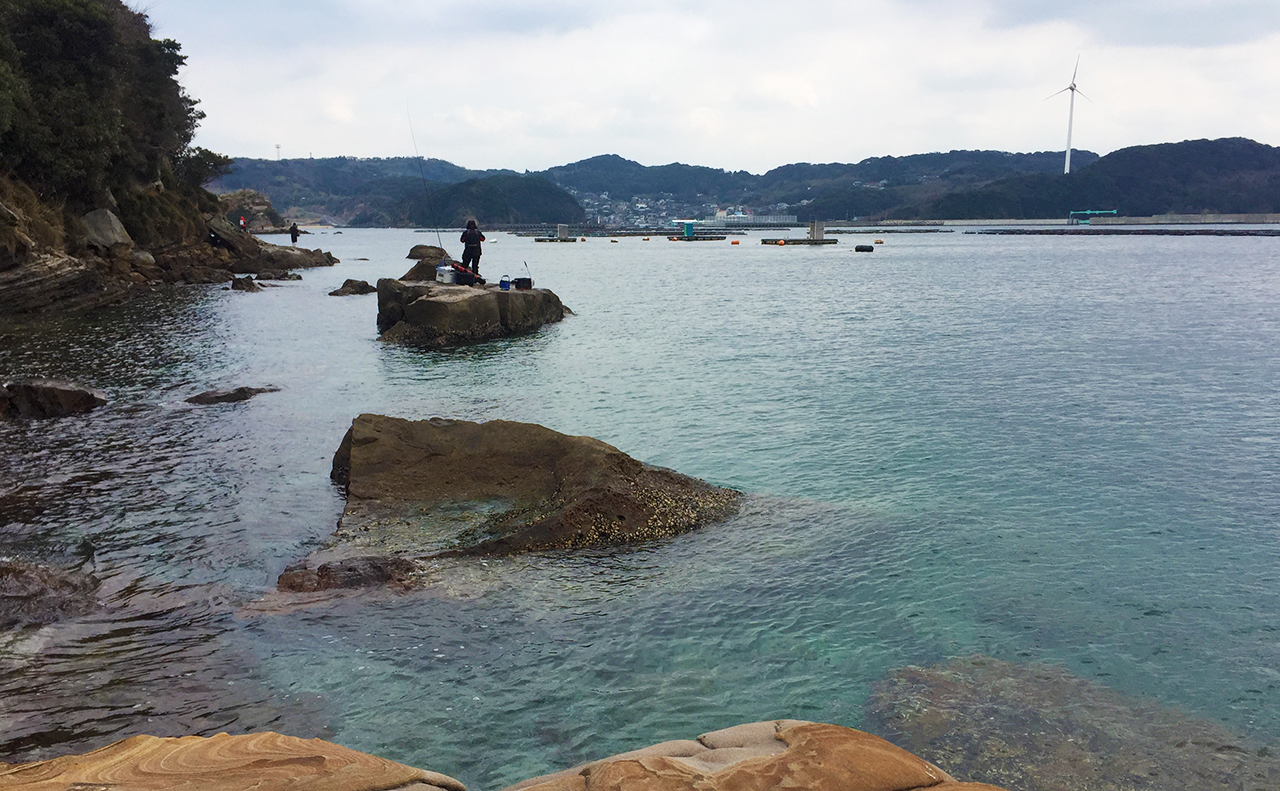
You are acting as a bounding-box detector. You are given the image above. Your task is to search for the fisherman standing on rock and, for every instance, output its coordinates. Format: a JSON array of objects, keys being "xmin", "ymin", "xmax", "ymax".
[{"xmin": 460, "ymin": 219, "xmax": 484, "ymax": 276}]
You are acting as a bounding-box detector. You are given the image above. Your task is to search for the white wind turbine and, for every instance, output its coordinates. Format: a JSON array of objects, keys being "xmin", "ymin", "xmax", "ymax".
[{"xmin": 1048, "ymin": 56, "xmax": 1090, "ymax": 174}]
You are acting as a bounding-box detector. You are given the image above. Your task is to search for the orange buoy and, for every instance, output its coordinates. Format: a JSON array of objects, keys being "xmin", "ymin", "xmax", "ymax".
[
  {"xmin": 730, "ymin": 240, "xmax": 740, "ymax": 245},
  {"xmin": 581, "ymin": 238, "xmax": 587, "ymax": 242},
  {"xmin": 778, "ymin": 240, "xmax": 786, "ymax": 246}
]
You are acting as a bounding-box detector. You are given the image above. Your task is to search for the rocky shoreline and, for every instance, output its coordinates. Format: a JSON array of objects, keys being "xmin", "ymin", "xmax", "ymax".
[{"xmin": 1, "ymin": 204, "xmax": 336, "ymax": 315}]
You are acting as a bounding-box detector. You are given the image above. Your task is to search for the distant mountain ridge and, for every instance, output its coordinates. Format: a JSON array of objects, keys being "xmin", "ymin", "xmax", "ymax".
[{"xmin": 211, "ymin": 138, "xmax": 1280, "ymax": 226}]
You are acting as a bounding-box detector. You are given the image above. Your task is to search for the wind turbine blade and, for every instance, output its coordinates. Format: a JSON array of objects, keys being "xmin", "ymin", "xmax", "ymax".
[
  {"xmin": 1072, "ymin": 54, "xmax": 1080, "ymax": 83},
  {"xmin": 1075, "ymin": 88, "xmax": 1093, "ymax": 103},
  {"xmin": 1045, "ymin": 87, "xmax": 1071, "ymax": 100}
]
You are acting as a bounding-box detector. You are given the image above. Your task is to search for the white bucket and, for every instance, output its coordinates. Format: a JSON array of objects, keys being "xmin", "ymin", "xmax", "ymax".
[{"xmin": 436, "ymin": 264, "xmax": 455, "ymax": 284}]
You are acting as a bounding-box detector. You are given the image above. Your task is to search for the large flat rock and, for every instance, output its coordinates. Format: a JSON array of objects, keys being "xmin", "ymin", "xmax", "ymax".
[
  {"xmin": 278, "ymin": 415, "xmax": 741, "ymax": 591},
  {"xmin": 376, "ymin": 280, "xmax": 566, "ymax": 347},
  {"xmin": 0, "ymin": 731, "xmax": 464, "ymax": 791},
  {"xmin": 502, "ymin": 720, "xmax": 1007, "ymax": 791}
]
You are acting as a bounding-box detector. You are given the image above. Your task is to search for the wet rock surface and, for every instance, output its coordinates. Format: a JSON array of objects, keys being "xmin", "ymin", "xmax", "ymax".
[
  {"xmin": 0, "ymin": 731, "xmax": 465, "ymax": 791},
  {"xmin": 0, "ymin": 379, "xmax": 107, "ymax": 420},
  {"xmin": 329, "ymin": 278, "xmax": 377, "ymax": 296},
  {"xmin": 185, "ymin": 386, "xmax": 280, "ymax": 405},
  {"xmin": 866, "ymin": 655, "xmax": 1280, "ymax": 791},
  {"xmin": 502, "ymin": 720, "xmax": 1003, "ymax": 791},
  {"xmin": 376, "ymin": 280, "xmax": 567, "ymax": 348},
  {"xmin": 278, "ymin": 415, "xmax": 741, "ymax": 590},
  {"xmin": 0, "ymin": 558, "xmax": 101, "ymax": 630},
  {"xmin": 230, "ymin": 275, "xmax": 262, "ymax": 292}
]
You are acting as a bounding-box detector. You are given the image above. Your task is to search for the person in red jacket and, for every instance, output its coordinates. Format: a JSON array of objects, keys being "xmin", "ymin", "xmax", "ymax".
[{"xmin": 460, "ymin": 219, "xmax": 484, "ymax": 276}]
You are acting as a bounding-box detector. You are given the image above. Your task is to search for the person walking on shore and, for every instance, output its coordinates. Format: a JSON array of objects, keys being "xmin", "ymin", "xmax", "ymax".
[
  {"xmin": 460, "ymin": 219, "xmax": 484, "ymax": 276},
  {"xmin": 289, "ymin": 222, "xmax": 300, "ymax": 246}
]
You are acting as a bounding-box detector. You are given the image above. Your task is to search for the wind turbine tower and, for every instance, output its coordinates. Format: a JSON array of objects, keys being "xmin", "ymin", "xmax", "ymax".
[{"xmin": 1049, "ymin": 57, "xmax": 1089, "ymax": 174}]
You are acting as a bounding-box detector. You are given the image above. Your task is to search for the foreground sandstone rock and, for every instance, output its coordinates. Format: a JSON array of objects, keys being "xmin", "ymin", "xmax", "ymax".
[
  {"xmin": 0, "ymin": 559, "xmax": 101, "ymax": 630},
  {"xmin": 0, "ymin": 379, "xmax": 107, "ymax": 420},
  {"xmin": 0, "ymin": 723, "xmax": 1007, "ymax": 791},
  {"xmin": 277, "ymin": 415, "xmax": 741, "ymax": 591},
  {"xmin": 503, "ymin": 720, "xmax": 1005, "ymax": 791},
  {"xmin": 376, "ymin": 279, "xmax": 567, "ymax": 348},
  {"xmin": 0, "ymin": 731, "xmax": 464, "ymax": 791},
  {"xmin": 867, "ymin": 656, "xmax": 1280, "ymax": 791}
]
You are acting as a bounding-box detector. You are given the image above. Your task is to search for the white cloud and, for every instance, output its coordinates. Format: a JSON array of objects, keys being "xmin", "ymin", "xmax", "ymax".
[{"xmin": 145, "ymin": 0, "xmax": 1280, "ymax": 171}]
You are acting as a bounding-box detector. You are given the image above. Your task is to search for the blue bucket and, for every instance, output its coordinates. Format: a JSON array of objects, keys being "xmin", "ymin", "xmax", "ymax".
[{"xmin": 499, "ymin": 276, "xmax": 511, "ymax": 291}]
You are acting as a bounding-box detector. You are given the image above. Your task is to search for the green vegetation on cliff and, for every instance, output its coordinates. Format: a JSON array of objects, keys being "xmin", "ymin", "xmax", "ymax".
[{"xmin": 0, "ymin": 0, "xmax": 225, "ymax": 248}]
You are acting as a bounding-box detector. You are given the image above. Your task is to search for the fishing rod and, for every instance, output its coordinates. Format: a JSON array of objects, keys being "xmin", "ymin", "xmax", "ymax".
[{"xmin": 406, "ymin": 108, "xmax": 444, "ymax": 248}]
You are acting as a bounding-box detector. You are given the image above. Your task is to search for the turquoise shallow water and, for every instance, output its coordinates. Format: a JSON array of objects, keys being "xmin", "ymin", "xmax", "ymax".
[{"xmin": 2, "ymin": 228, "xmax": 1279, "ymax": 788}]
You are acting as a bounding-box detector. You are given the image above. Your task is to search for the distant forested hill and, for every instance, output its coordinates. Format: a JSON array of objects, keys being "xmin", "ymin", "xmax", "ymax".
[
  {"xmin": 210, "ymin": 157, "xmax": 583, "ymax": 226},
  {"xmin": 905, "ymin": 138, "xmax": 1280, "ymax": 220},
  {"xmin": 540, "ymin": 150, "xmax": 1096, "ymax": 208}
]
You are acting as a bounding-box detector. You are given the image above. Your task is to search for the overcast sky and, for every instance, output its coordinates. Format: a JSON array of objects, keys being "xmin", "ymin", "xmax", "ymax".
[{"xmin": 144, "ymin": 0, "xmax": 1280, "ymax": 173}]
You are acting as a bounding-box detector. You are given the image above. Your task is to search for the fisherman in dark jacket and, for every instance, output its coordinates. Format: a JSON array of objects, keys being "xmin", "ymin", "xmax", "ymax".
[{"xmin": 460, "ymin": 219, "xmax": 484, "ymax": 275}]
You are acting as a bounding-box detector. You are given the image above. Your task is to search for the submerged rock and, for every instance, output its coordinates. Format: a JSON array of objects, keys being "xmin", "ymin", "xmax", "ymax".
[
  {"xmin": 0, "ymin": 731, "xmax": 465, "ymax": 791},
  {"xmin": 277, "ymin": 555, "xmax": 418, "ymax": 593},
  {"xmin": 185, "ymin": 386, "xmax": 280, "ymax": 405},
  {"xmin": 502, "ymin": 720, "xmax": 1003, "ymax": 791},
  {"xmin": 329, "ymin": 278, "xmax": 376, "ymax": 296},
  {"xmin": 0, "ymin": 559, "xmax": 101, "ymax": 630},
  {"xmin": 866, "ymin": 655, "xmax": 1280, "ymax": 791},
  {"xmin": 376, "ymin": 279, "xmax": 567, "ymax": 347},
  {"xmin": 229, "ymin": 275, "xmax": 261, "ymax": 292},
  {"xmin": 0, "ymin": 378, "xmax": 107, "ymax": 420},
  {"xmin": 278, "ymin": 415, "xmax": 741, "ymax": 590}
]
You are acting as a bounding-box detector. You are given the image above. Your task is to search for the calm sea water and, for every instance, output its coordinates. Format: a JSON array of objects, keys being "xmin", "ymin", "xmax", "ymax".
[{"xmin": 2, "ymin": 227, "xmax": 1278, "ymax": 788}]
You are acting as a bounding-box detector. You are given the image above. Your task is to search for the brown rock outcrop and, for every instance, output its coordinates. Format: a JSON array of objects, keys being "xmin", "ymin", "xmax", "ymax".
[
  {"xmin": 404, "ymin": 244, "xmax": 454, "ymax": 276},
  {"xmin": 277, "ymin": 415, "xmax": 741, "ymax": 591},
  {"xmin": 0, "ymin": 731, "xmax": 465, "ymax": 791},
  {"xmin": 376, "ymin": 280, "xmax": 567, "ymax": 347},
  {"xmin": 867, "ymin": 656, "xmax": 1280, "ymax": 791},
  {"xmin": 329, "ymin": 279, "xmax": 377, "ymax": 296},
  {"xmin": 0, "ymin": 197, "xmax": 337, "ymax": 314},
  {"xmin": 502, "ymin": 720, "xmax": 1007, "ymax": 791},
  {"xmin": 1, "ymin": 379, "xmax": 107, "ymax": 420}
]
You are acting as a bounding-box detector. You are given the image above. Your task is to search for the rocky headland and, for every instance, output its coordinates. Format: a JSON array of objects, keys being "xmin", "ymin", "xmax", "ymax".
[
  {"xmin": 0, "ymin": 721, "xmax": 1008, "ymax": 791},
  {"xmin": 277, "ymin": 414, "xmax": 742, "ymax": 592},
  {"xmin": 0, "ymin": 198, "xmax": 337, "ymax": 315}
]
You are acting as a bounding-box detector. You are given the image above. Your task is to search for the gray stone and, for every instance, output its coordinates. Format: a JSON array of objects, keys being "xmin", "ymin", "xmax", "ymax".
[
  {"xmin": 186, "ymin": 386, "xmax": 280, "ymax": 405},
  {"xmin": 230, "ymin": 275, "xmax": 262, "ymax": 292},
  {"xmin": 1, "ymin": 379, "xmax": 107, "ymax": 420},
  {"xmin": 81, "ymin": 209, "xmax": 133, "ymax": 252},
  {"xmin": 329, "ymin": 278, "xmax": 377, "ymax": 296},
  {"xmin": 130, "ymin": 249, "xmax": 156, "ymax": 267}
]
